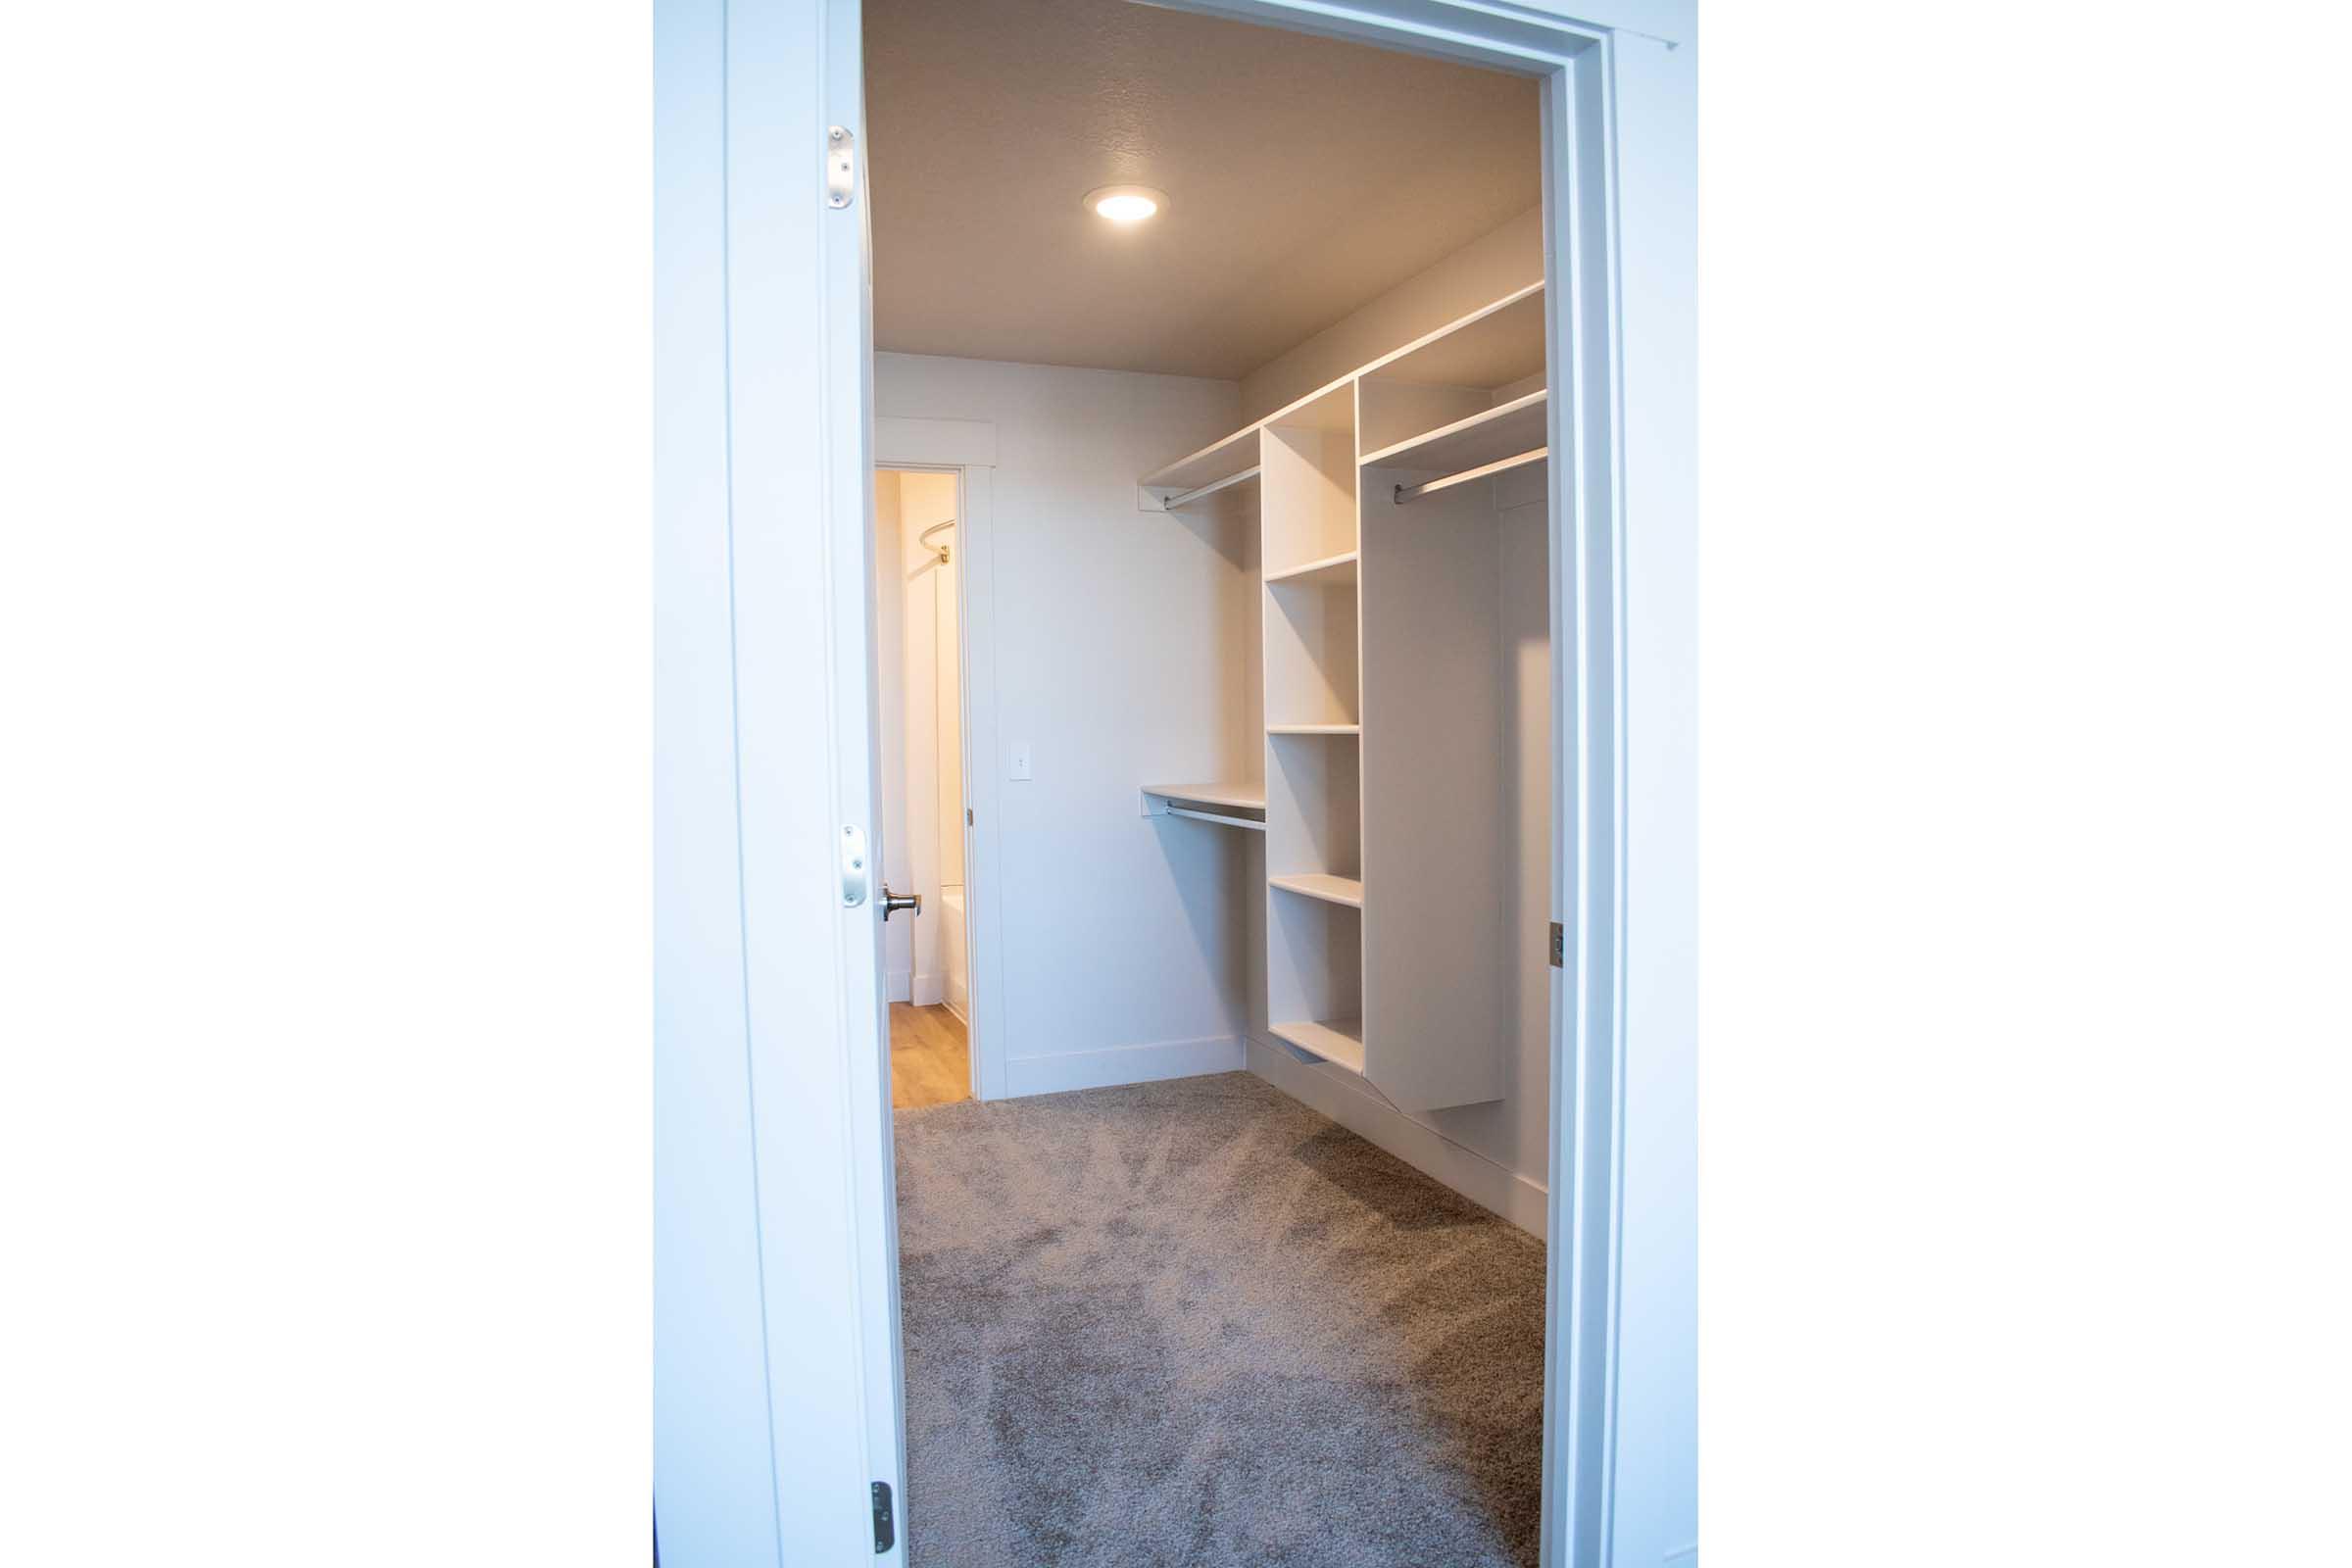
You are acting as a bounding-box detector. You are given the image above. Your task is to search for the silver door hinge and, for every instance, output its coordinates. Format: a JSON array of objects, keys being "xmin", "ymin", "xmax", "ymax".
[
  {"xmin": 1548, "ymin": 921, "xmax": 1564, "ymax": 968},
  {"xmin": 826, "ymin": 125, "xmax": 856, "ymax": 209}
]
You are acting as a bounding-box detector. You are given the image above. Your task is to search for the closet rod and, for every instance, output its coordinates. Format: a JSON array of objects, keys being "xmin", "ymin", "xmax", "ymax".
[
  {"xmin": 1392, "ymin": 447, "xmax": 1546, "ymax": 505},
  {"xmin": 1163, "ymin": 805, "xmax": 1268, "ymax": 831},
  {"xmin": 1159, "ymin": 465, "xmax": 1262, "ymax": 512},
  {"xmin": 915, "ymin": 516, "xmax": 956, "ymax": 564}
]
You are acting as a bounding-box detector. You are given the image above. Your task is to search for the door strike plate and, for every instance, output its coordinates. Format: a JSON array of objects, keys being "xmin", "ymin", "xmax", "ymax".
[{"xmin": 826, "ymin": 126, "xmax": 856, "ymax": 209}]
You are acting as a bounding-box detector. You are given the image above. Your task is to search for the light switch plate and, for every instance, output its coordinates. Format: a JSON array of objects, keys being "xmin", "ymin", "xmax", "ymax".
[{"xmin": 1008, "ymin": 741, "xmax": 1032, "ymax": 781}]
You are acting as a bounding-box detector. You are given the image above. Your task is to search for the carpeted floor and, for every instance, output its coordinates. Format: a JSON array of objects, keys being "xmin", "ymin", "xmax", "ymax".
[{"xmin": 894, "ymin": 1070, "xmax": 1546, "ymax": 1567}]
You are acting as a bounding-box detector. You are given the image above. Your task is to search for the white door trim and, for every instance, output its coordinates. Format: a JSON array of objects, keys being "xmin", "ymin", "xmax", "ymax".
[
  {"xmin": 664, "ymin": 1, "xmax": 1691, "ymax": 1563},
  {"xmin": 876, "ymin": 415, "xmax": 998, "ymax": 468},
  {"xmin": 873, "ymin": 450, "xmax": 1008, "ymax": 1102}
]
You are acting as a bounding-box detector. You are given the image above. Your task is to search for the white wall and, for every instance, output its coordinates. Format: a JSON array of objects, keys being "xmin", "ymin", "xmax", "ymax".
[{"xmin": 875, "ymin": 353, "xmax": 1254, "ymax": 1093}]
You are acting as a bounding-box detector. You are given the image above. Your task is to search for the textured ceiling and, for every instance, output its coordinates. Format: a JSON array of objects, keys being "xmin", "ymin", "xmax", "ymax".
[{"xmin": 864, "ymin": 0, "xmax": 1540, "ymax": 381}]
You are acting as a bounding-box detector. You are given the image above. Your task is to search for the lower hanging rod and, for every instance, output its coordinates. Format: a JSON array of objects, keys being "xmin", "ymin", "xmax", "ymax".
[
  {"xmin": 1158, "ymin": 465, "xmax": 1262, "ymax": 512},
  {"xmin": 1163, "ymin": 805, "xmax": 1267, "ymax": 831},
  {"xmin": 1393, "ymin": 447, "xmax": 1547, "ymax": 504}
]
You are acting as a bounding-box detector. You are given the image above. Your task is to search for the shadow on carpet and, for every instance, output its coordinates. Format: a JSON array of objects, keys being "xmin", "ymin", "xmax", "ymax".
[{"xmin": 894, "ymin": 1070, "xmax": 1545, "ymax": 1567}]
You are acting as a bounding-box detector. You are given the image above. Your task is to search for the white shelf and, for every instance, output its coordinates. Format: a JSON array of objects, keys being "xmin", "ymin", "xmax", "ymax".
[
  {"xmin": 1365, "ymin": 284, "xmax": 1546, "ymax": 389},
  {"xmin": 1267, "ymin": 723, "xmax": 1358, "ymax": 736},
  {"xmin": 1141, "ymin": 426, "xmax": 1258, "ymax": 495},
  {"xmin": 1360, "ymin": 390, "xmax": 1547, "ymax": 473},
  {"xmin": 1143, "ymin": 781, "xmax": 1264, "ymax": 811},
  {"xmin": 1139, "ymin": 286, "xmax": 1542, "ymax": 493},
  {"xmin": 1269, "ymin": 872, "xmax": 1363, "ymax": 909},
  {"xmin": 1264, "ymin": 549, "xmax": 1358, "ymax": 590},
  {"xmin": 1268, "ymin": 1018, "xmax": 1365, "ymax": 1074}
]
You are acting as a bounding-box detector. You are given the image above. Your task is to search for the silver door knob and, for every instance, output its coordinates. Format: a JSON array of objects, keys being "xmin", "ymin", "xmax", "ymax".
[{"xmin": 881, "ymin": 885, "xmax": 921, "ymax": 920}]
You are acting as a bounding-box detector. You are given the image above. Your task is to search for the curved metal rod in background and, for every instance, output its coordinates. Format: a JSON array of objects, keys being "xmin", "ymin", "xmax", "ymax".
[{"xmin": 915, "ymin": 516, "xmax": 956, "ymax": 565}]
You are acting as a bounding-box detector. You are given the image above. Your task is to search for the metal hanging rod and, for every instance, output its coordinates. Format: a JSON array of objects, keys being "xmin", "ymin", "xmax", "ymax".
[
  {"xmin": 1157, "ymin": 465, "xmax": 1262, "ymax": 513},
  {"xmin": 1392, "ymin": 447, "xmax": 1547, "ymax": 505},
  {"xmin": 1162, "ymin": 805, "xmax": 1268, "ymax": 831},
  {"xmin": 916, "ymin": 516, "xmax": 956, "ymax": 564}
]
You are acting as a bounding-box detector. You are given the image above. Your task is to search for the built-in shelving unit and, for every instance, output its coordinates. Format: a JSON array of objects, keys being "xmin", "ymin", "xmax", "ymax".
[{"xmin": 1137, "ymin": 281, "xmax": 1549, "ymax": 1111}]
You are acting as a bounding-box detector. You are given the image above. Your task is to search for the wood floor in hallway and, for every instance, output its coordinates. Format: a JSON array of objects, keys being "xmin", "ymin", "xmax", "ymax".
[{"xmin": 890, "ymin": 1002, "xmax": 969, "ymax": 1109}]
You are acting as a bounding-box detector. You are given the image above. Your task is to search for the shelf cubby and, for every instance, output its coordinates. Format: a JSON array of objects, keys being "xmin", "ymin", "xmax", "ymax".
[
  {"xmin": 1265, "ymin": 891, "xmax": 1361, "ymax": 1075},
  {"xmin": 1264, "ymin": 730, "xmax": 1358, "ymax": 884}
]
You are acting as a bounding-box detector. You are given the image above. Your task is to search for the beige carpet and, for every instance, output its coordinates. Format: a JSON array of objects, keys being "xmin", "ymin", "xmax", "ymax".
[{"xmin": 894, "ymin": 1070, "xmax": 1545, "ymax": 1567}]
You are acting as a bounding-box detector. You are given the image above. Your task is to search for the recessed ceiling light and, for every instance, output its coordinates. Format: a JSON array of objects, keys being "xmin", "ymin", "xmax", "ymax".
[{"xmin": 1084, "ymin": 184, "xmax": 1167, "ymax": 224}]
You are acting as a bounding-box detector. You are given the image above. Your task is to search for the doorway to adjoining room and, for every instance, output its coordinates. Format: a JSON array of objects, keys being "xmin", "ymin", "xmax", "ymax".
[{"xmin": 874, "ymin": 466, "xmax": 972, "ymax": 1109}]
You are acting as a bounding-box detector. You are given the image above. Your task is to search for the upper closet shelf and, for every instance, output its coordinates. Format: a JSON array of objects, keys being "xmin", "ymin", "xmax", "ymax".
[
  {"xmin": 1144, "ymin": 781, "xmax": 1264, "ymax": 811},
  {"xmin": 1363, "ymin": 283, "xmax": 1546, "ymax": 390},
  {"xmin": 1139, "ymin": 384, "xmax": 1350, "ymax": 501},
  {"xmin": 1138, "ymin": 282, "xmax": 1545, "ymax": 495},
  {"xmin": 1360, "ymin": 389, "xmax": 1546, "ymax": 473},
  {"xmin": 1142, "ymin": 781, "xmax": 1267, "ymax": 831}
]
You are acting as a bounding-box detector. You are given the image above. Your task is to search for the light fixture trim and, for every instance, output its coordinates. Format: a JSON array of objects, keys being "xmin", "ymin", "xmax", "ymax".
[{"xmin": 1083, "ymin": 183, "xmax": 1168, "ymax": 223}]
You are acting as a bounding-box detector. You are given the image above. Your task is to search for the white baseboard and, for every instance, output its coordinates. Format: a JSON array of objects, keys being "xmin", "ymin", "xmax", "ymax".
[
  {"xmin": 885, "ymin": 969, "xmax": 911, "ymax": 1004},
  {"xmin": 910, "ymin": 971, "xmax": 945, "ymax": 1006},
  {"xmin": 1246, "ymin": 1037, "xmax": 1547, "ymax": 1237},
  {"xmin": 945, "ymin": 973, "xmax": 968, "ymax": 1017},
  {"xmin": 1004, "ymin": 1034, "xmax": 1245, "ymax": 1099}
]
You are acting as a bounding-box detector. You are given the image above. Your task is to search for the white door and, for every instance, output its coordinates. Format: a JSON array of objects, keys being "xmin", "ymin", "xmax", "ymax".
[{"xmin": 653, "ymin": 0, "xmax": 903, "ymax": 1562}]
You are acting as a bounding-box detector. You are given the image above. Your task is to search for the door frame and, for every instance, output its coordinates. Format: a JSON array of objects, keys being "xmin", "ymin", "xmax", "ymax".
[
  {"xmin": 873, "ymin": 421, "xmax": 1008, "ymax": 1102},
  {"xmin": 664, "ymin": 0, "xmax": 1693, "ymax": 1563}
]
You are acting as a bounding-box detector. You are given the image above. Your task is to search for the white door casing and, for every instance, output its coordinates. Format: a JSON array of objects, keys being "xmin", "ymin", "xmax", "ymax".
[{"xmin": 653, "ymin": 2, "xmax": 1691, "ymax": 1564}]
